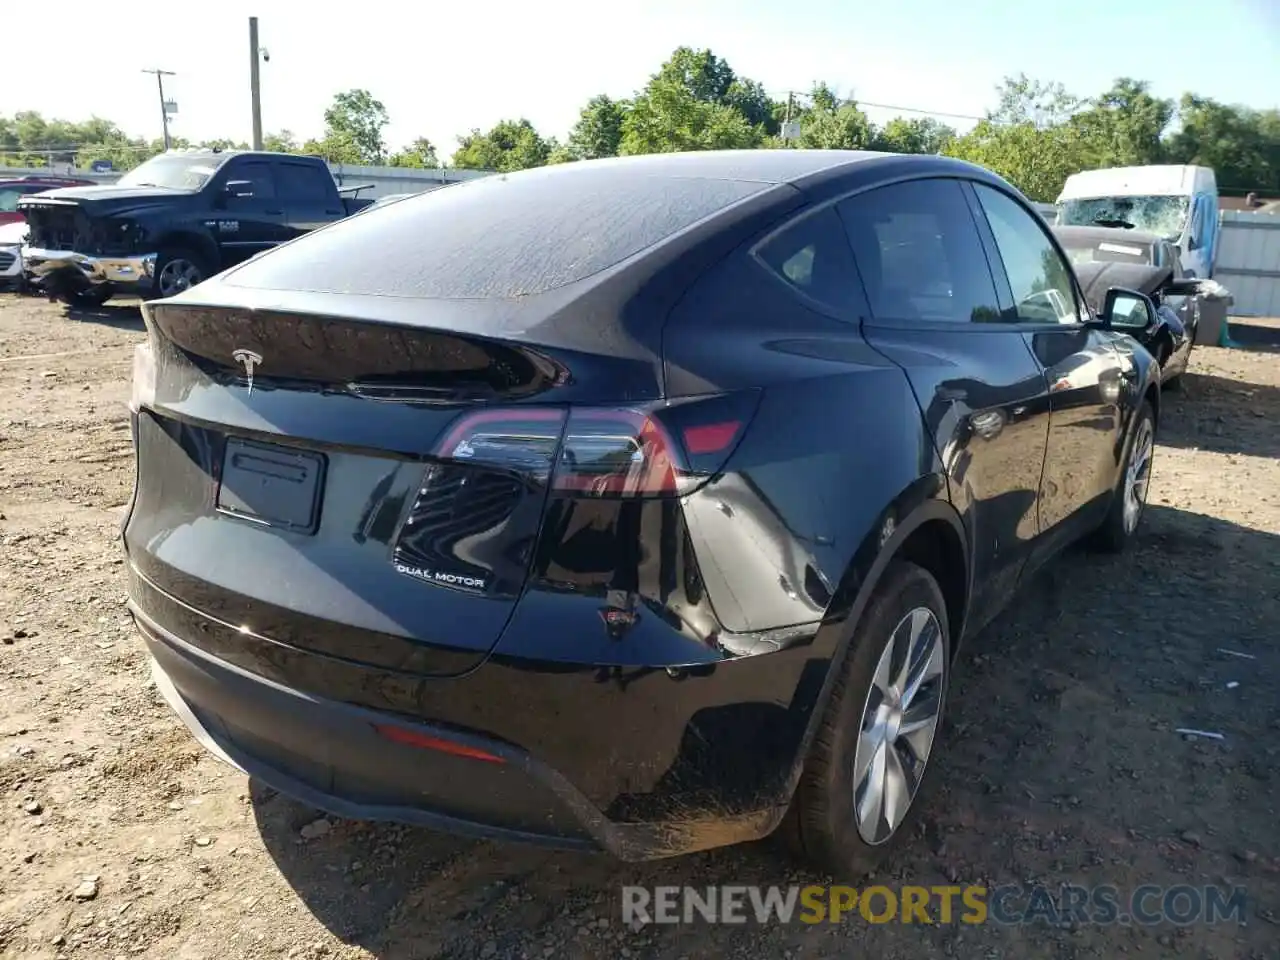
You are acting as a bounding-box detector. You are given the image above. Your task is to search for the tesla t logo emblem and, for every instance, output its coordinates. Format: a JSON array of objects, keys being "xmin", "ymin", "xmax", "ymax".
[{"xmin": 232, "ymin": 349, "xmax": 263, "ymax": 396}]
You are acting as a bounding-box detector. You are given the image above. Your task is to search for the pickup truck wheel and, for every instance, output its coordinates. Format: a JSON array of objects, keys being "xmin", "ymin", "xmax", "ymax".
[
  {"xmin": 153, "ymin": 247, "xmax": 212, "ymax": 299},
  {"xmin": 782, "ymin": 560, "xmax": 951, "ymax": 876}
]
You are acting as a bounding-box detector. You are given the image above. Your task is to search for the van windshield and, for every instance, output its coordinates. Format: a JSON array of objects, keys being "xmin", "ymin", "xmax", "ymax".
[{"xmin": 1058, "ymin": 195, "xmax": 1189, "ymax": 241}]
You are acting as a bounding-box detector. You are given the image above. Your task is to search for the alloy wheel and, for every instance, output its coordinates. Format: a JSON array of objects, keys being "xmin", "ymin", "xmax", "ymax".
[
  {"xmin": 157, "ymin": 258, "xmax": 204, "ymax": 297},
  {"xmin": 852, "ymin": 606, "xmax": 946, "ymax": 845},
  {"xmin": 1123, "ymin": 418, "xmax": 1154, "ymax": 534}
]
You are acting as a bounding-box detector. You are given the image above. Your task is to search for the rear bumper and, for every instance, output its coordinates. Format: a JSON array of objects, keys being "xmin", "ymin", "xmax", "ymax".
[
  {"xmin": 22, "ymin": 246, "xmax": 156, "ymax": 291},
  {"xmin": 136, "ymin": 604, "xmax": 604, "ymax": 852},
  {"xmin": 129, "ymin": 586, "xmax": 807, "ymax": 861}
]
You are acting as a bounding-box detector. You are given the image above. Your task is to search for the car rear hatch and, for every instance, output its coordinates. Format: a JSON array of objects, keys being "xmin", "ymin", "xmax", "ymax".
[
  {"xmin": 125, "ymin": 164, "xmax": 786, "ymax": 679},
  {"xmin": 126, "ymin": 290, "xmax": 687, "ymax": 677}
]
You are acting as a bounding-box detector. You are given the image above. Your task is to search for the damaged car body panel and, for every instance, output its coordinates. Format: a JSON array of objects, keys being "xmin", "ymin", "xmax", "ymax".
[{"xmin": 1073, "ymin": 258, "xmax": 1202, "ymax": 385}]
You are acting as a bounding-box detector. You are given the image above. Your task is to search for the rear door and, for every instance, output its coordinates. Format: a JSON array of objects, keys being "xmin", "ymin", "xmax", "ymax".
[
  {"xmin": 968, "ymin": 182, "xmax": 1129, "ymax": 557},
  {"xmin": 836, "ymin": 177, "xmax": 1052, "ymax": 630},
  {"xmin": 274, "ymin": 160, "xmax": 344, "ymax": 237},
  {"xmin": 213, "ymin": 158, "xmax": 288, "ymax": 265}
]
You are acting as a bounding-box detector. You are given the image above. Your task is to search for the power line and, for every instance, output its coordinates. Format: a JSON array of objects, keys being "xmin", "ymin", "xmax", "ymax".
[{"xmin": 771, "ymin": 87, "xmax": 992, "ymax": 125}]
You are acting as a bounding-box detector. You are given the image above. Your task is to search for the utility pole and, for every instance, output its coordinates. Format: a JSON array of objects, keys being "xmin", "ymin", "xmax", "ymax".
[
  {"xmin": 249, "ymin": 17, "xmax": 264, "ymax": 150},
  {"xmin": 142, "ymin": 68, "xmax": 175, "ymax": 150},
  {"xmin": 781, "ymin": 90, "xmax": 801, "ymax": 147}
]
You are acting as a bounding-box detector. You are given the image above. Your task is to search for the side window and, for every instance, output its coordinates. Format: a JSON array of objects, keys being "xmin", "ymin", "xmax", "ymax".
[
  {"xmin": 0, "ymin": 188, "xmax": 22, "ymax": 214},
  {"xmin": 836, "ymin": 179, "xmax": 1001, "ymax": 323},
  {"xmin": 276, "ymin": 162, "xmax": 334, "ymax": 203},
  {"xmin": 223, "ymin": 161, "xmax": 276, "ymax": 201},
  {"xmin": 973, "ymin": 184, "xmax": 1081, "ymax": 324},
  {"xmin": 755, "ymin": 206, "xmax": 861, "ymax": 313}
]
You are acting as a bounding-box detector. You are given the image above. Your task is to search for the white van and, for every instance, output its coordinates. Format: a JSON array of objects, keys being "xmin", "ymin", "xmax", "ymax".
[{"xmin": 1055, "ymin": 165, "xmax": 1219, "ymax": 279}]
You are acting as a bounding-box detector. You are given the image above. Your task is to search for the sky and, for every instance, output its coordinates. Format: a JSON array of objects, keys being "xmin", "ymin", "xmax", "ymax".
[{"xmin": 3, "ymin": 0, "xmax": 1278, "ymax": 159}]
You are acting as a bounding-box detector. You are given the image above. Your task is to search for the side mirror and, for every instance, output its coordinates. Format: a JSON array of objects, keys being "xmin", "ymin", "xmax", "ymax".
[
  {"xmin": 223, "ymin": 180, "xmax": 254, "ymax": 199},
  {"xmin": 1101, "ymin": 286, "xmax": 1155, "ymax": 331}
]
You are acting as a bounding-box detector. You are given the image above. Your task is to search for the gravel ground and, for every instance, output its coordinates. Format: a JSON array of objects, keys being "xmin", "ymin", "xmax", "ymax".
[{"xmin": 1, "ymin": 294, "xmax": 1278, "ymax": 960}]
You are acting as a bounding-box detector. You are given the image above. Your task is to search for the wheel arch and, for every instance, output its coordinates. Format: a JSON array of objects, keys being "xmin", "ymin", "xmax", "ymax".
[
  {"xmin": 822, "ymin": 475, "xmax": 971, "ymax": 656},
  {"xmin": 154, "ymin": 231, "xmax": 219, "ymax": 269},
  {"xmin": 772, "ymin": 476, "xmax": 969, "ymax": 827}
]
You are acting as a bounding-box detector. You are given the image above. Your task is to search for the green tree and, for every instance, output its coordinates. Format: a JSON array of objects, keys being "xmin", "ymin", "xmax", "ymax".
[
  {"xmin": 388, "ymin": 137, "xmax": 440, "ymax": 168},
  {"xmin": 946, "ymin": 119, "xmax": 1089, "ymax": 201},
  {"xmin": 451, "ymin": 119, "xmax": 551, "ymax": 171},
  {"xmin": 724, "ymin": 77, "xmax": 778, "ymax": 134},
  {"xmin": 797, "ymin": 95, "xmax": 874, "ymax": 150},
  {"xmin": 263, "ymin": 130, "xmax": 300, "ymax": 153},
  {"xmin": 1166, "ymin": 96, "xmax": 1280, "ymax": 193},
  {"xmin": 567, "ymin": 95, "xmax": 628, "ymax": 159},
  {"xmin": 620, "ymin": 47, "xmax": 772, "ymax": 154},
  {"xmin": 318, "ymin": 89, "xmax": 390, "ymax": 164},
  {"xmin": 988, "ymin": 74, "xmax": 1080, "ymax": 127},
  {"xmin": 654, "ymin": 47, "xmax": 737, "ymax": 103},
  {"xmin": 301, "ymin": 130, "xmax": 364, "ymax": 165},
  {"xmin": 873, "ymin": 116, "xmax": 956, "ymax": 155},
  {"xmin": 1069, "ymin": 78, "xmax": 1173, "ymax": 168},
  {"xmin": 945, "ymin": 74, "xmax": 1094, "ymax": 200},
  {"xmin": 546, "ymin": 142, "xmax": 579, "ymax": 165}
]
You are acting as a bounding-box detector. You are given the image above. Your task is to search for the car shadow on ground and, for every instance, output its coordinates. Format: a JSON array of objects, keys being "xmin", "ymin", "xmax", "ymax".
[
  {"xmin": 62, "ymin": 300, "xmax": 145, "ymax": 331},
  {"xmin": 1157, "ymin": 371, "xmax": 1280, "ymax": 459},
  {"xmin": 251, "ymin": 503, "xmax": 1280, "ymax": 959}
]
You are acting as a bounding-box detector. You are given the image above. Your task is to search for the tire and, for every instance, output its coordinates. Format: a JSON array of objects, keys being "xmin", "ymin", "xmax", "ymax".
[
  {"xmin": 1090, "ymin": 399, "xmax": 1156, "ymax": 553},
  {"xmin": 151, "ymin": 245, "xmax": 213, "ymax": 299},
  {"xmin": 784, "ymin": 560, "xmax": 952, "ymax": 877},
  {"xmin": 58, "ymin": 287, "xmax": 113, "ymax": 308}
]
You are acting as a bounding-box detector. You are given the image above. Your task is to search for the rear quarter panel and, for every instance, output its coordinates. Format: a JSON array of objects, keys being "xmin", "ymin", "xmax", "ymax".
[{"xmin": 662, "ymin": 233, "xmax": 955, "ymax": 640}]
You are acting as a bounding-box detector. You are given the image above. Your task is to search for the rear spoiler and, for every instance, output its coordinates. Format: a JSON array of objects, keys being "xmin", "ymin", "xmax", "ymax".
[{"xmin": 337, "ymin": 183, "xmax": 376, "ymax": 198}]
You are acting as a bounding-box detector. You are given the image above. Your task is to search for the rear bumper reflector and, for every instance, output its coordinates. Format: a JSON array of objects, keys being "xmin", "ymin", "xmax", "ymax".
[{"xmin": 372, "ymin": 723, "xmax": 505, "ymax": 764}]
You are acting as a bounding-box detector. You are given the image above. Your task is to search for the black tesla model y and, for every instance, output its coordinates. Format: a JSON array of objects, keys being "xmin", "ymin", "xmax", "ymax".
[{"xmin": 124, "ymin": 150, "xmax": 1161, "ymax": 873}]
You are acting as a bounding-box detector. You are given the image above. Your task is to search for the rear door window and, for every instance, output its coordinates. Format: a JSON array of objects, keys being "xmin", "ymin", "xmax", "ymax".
[
  {"xmin": 755, "ymin": 207, "xmax": 862, "ymax": 313},
  {"xmin": 836, "ymin": 178, "xmax": 1001, "ymax": 323},
  {"xmin": 276, "ymin": 162, "xmax": 334, "ymax": 203}
]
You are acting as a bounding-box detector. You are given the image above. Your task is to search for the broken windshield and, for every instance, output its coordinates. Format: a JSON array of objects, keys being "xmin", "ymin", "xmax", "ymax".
[{"xmin": 1057, "ymin": 195, "xmax": 1189, "ymax": 241}]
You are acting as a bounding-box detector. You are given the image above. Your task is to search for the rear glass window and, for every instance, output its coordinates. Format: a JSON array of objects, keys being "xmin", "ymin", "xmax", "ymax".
[
  {"xmin": 755, "ymin": 207, "xmax": 861, "ymax": 313},
  {"xmin": 225, "ymin": 166, "xmax": 769, "ymax": 299}
]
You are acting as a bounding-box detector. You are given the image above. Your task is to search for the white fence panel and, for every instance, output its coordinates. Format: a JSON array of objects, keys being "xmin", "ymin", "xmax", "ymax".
[{"xmin": 1216, "ymin": 211, "xmax": 1280, "ymax": 317}]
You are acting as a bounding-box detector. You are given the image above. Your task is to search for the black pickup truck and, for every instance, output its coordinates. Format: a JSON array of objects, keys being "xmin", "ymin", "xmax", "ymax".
[{"xmin": 20, "ymin": 149, "xmax": 375, "ymax": 306}]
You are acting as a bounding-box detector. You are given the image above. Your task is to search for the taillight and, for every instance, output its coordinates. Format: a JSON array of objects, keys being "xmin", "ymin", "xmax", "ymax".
[
  {"xmin": 432, "ymin": 392, "xmax": 760, "ymax": 498},
  {"xmin": 435, "ymin": 408, "xmax": 567, "ymax": 483}
]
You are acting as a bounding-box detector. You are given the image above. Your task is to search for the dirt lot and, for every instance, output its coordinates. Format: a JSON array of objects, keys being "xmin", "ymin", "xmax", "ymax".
[{"xmin": 1, "ymin": 294, "xmax": 1278, "ymax": 960}]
